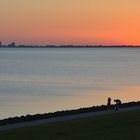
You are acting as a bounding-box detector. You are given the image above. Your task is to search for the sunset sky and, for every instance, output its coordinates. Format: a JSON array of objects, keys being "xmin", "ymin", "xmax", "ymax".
[{"xmin": 0, "ymin": 0, "xmax": 140, "ymax": 45}]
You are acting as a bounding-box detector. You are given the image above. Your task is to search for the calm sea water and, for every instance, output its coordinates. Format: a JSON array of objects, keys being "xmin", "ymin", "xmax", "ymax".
[{"xmin": 0, "ymin": 48, "xmax": 140, "ymax": 119}]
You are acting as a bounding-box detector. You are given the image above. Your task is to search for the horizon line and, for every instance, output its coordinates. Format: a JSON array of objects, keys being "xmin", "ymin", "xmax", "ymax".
[{"xmin": 1, "ymin": 44, "xmax": 140, "ymax": 47}]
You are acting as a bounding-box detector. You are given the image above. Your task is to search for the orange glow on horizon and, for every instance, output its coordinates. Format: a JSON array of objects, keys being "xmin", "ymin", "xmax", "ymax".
[{"xmin": 0, "ymin": 0, "xmax": 140, "ymax": 45}]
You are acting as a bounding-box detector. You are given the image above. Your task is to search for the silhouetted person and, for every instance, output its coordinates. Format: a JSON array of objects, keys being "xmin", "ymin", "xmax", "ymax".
[
  {"xmin": 114, "ymin": 99, "xmax": 122, "ymax": 111},
  {"xmin": 107, "ymin": 97, "xmax": 111, "ymax": 110}
]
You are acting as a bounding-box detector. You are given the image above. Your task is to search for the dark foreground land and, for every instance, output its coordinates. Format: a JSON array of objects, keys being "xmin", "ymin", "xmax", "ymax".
[
  {"xmin": 0, "ymin": 109, "xmax": 140, "ymax": 140},
  {"xmin": 0, "ymin": 101, "xmax": 140, "ymax": 126}
]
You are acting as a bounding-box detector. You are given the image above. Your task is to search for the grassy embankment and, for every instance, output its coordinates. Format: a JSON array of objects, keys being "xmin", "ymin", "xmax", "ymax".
[{"xmin": 0, "ymin": 109, "xmax": 140, "ymax": 140}]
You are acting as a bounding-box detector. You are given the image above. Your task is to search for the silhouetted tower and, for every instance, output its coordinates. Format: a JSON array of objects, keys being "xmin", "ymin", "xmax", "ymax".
[
  {"xmin": 0, "ymin": 41, "xmax": 1, "ymax": 47},
  {"xmin": 8, "ymin": 42, "xmax": 15, "ymax": 47}
]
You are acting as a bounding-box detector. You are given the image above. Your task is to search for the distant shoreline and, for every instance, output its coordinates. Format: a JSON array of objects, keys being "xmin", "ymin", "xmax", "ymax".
[{"xmin": 0, "ymin": 45, "xmax": 140, "ymax": 48}]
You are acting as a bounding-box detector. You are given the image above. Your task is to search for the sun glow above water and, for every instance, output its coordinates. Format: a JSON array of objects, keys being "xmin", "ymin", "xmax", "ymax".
[{"xmin": 0, "ymin": 0, "xmax": 140, "ymax": 45}]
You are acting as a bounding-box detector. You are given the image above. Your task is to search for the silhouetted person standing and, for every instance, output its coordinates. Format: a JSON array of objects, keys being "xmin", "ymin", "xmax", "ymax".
[
  {"xmin": 114, "ymin": 99, "xmax": 122, "ymax": 111},
  {"xmin": 107, "ymin": 97, "xmax": 111, "ymax": 110}
]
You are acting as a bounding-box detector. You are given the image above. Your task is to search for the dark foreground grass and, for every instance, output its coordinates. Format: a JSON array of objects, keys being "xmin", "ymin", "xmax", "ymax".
[{"xmin": 0, "ymin": 110, "xmax": 140, "ymax": 140}]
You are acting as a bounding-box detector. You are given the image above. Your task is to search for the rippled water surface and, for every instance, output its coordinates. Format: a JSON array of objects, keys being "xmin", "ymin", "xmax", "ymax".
[{"xmin": 0, "ymin": 48, "xmax": 140, "ymax": 119}]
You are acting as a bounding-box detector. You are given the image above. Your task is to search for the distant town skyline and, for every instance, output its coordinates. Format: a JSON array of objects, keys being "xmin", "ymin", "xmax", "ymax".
[{"xmin": 0, "ymin": 0, "xmax": 140, "ymax": 45}]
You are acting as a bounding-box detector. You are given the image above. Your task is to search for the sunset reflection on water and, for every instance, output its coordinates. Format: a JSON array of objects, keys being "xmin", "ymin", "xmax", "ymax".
[{"xmin": 1, "ymin": 85, "xmax": 139, "ymax": 119}]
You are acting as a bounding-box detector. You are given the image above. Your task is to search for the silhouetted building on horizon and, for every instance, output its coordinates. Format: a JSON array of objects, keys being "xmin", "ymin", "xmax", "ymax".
[
  {"xmin": 8, "ymin": 42, "xmax": 16, "ymax": 47},
  {"xmin": 0, "ymin": 41, "xmax": 1, "ymax": 47}
]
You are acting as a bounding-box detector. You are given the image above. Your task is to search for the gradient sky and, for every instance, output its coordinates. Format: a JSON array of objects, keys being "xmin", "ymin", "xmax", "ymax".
[{"xmin": 0, "ymin": 0, "xmax": 140, "ymax": 45}]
